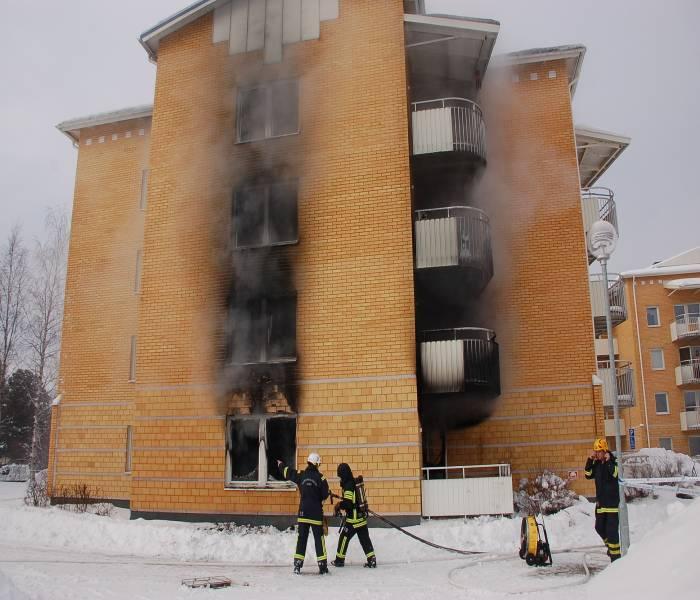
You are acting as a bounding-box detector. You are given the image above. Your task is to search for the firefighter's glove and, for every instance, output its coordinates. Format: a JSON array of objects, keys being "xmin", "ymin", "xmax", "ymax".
[{"xmin": 334, "ymin": 502, "xmax": 342, "ymax": 517}]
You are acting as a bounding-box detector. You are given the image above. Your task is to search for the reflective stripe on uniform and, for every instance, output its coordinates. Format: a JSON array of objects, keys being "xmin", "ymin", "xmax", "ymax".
[
  {"xmin": 366, "ymin": 551, "xmax": 375, "ymax": 559},
  {"xmin": 584, "ymin": 470, "xmax": 592, "ymax": 476},
  {"xmin": 596, "ymin": 507, "xmax": 619, "ymax": 513},
  {"xmin": 613, "ymin": 465, "xmax": 618, "ymax": 477},
  {"xmin": 294, "ymin": 553, "xmax": 305, "ymax": 560},
  {"xmin": 298, "ymin": 517, "xmax": 323, "ymax": 526},
  {"xmin": 318, "ymin": 535, "xmax": 327, "ymax": 561}
]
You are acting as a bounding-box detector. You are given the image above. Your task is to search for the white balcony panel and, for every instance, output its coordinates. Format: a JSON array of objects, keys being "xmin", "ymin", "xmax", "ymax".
[
  {"xmin": 412, "ymin": 108, "xmax": 453, "ymax": 155},
  {"xmin": 421, "ymin": 340, "xmax": 463, "ymax": 393},
  {"xmin": 415, "ymin": 217, "xmax": 458, "ymax": 268},
  {"xmin": 671, "ymin": 317, "xmax": 700, "ymax": 342},
  {"xmin": 681, "ymin": 411, "xmax": 700, "ymax": 431},
  {"xmin": 677, "ymin": 363, "xmax": 700, "ymax": 386},
  {"xmin": 604, "ymin": 418, "xmax": 626, "ymax": 437},
  {"xmin": 595, "ymin": 338, "xmax": 618, "ymax": 356},
  {"xmin": 422, "ymin": 474, "xmax": 513, "ymax": 517}
]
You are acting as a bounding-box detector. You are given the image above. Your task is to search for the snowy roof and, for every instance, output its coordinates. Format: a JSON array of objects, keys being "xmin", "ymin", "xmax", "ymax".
[
  {"xmin": 663, "ymin": 278, "xmax": 700, "ymax": 291},
  {"xmin": 621, "ymin": 247, "xmax": 700, "ymax": 278},
  {"xmin": 56, "ymin": 105, "xmax": 153, "ymax": 143},
  {"xmin": 575, "ymin": 125, "xmax": 630, "ymax": 188},
  {"xmin": 496, "ymin": 45, "xmax": 586, "ymax": 95}
]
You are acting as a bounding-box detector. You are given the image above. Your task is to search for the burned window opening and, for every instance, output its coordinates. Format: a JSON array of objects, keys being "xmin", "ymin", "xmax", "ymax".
[
  {"xmin": 226, "ymin": 414, "xmax": 296, "ymax": 487},
  {"xmin": 229, "ymin": 295, "xmax": 297, "ymax": 365},
  {"xmin": 232, "ymin": 181, "xmax": 298, "ymax": 249},
  {"xmin": 237, "ymin": 79, "xmax": 299, "ymax": 143}
]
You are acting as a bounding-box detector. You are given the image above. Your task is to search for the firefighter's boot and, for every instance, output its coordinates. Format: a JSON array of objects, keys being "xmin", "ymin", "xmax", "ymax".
[
  {"xmin": 293, "ymin": 558, "xmax": 303, "ymax": 575},
  {"xmin": 364, "ymin": 556, "xmax": 377, "ymax": 568},
  {"xmin": 318, "ymin": 560, "xmax": 329, "ymax": 575},
  {"xmin": 331, "ymin": 558, "xmax": 345, "ymax": 567}
]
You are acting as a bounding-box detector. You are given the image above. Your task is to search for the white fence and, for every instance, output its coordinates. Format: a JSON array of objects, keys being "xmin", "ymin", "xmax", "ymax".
[{"xmin": 421, "ymin": 464, "xmax": 513, "ymax": 517}]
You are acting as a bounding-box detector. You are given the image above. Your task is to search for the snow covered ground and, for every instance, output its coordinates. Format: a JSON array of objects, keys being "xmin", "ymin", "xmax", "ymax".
[{"xmin": 0, "ymin": 481, "xmax": 697, "ymax": 599}]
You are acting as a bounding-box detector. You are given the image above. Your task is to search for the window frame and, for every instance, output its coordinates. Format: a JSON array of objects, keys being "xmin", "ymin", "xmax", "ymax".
[
  {"xmin": 224, "ymin": 414, "xmax": 297, "ymax": 489},
  {"xmin": 689, "ymin": 436, "xmax": 700, "ymax": 458},
  {"xmin": 658, "ymin": 437, "xmax": 673, "ymax": 451},
  {"xmin": 646, "ymin": 306, "xmax": 660, "ymax": 327},
  {"xmin": 650, "ymin": 348, "xmax": 665, "ymax": 370},
  {"xmin": 134, "ymin": 249, "xmax": 143, "ymax": 294},
  {"xmin": 139, "ymin": 169, "xmax": 149, "ymax": 211},
  {"xmin": 684, "ymin": 390, "xmax": 700, "ymax": 411},
  {"xmin": 125, "ymin": 425, "xmax": 133, "ymax": 473},
  {"xmin": 236, "ymin": 79, "xmax": 300, "ymax": 144},
  {"xmin": 654, "ymin": 392, "xmax": 669, "ymax": 415},
  {"xmin": 232, "ymin": 180, "xmax": 299, "ymax": 250},
  {"xmin": 129, "ymin": 335, "xmax": 137, "ymax": 382}
]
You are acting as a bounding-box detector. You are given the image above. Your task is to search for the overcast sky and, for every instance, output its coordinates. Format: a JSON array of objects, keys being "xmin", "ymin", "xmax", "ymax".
[{"xmin": 1, "ymin": 0, "xmax": 697, "ymax": 272}]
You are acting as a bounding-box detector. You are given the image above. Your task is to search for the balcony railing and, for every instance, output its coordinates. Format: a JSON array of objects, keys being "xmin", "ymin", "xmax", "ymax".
[
  {"xmin": 420, "ymin": 327, "xmax": 499, "ymax": 394},
  {"xmin": 590, "ymin": 273, "xmax": 627, "ymax": 335},
  {"xmin": 598, "ymin": 360, "xmax": 635, "ymax": 408},
  {"xmin": 604, "ymin": 418, "xmax": 627, "ymax": 437},
  {"xmin": 671, "ymin": 315, "xmax": 700, "ymax": 342},
  {"xmin": 582, "ymin": 188, "xmax": 618, "ymax": 263},
  {"xmin": 411, "ymin": 98, "xmax": 486, "ymax": 161},
  {"xmin": 414, "ymin": 205, "xmax": 492, "ymax": 270},
  {"xmin": 676, "ymin": 359, "xmax": 700, "ymax": 386},
  {"xmin": 681, "ymin": 408, "xmax": 700, "ymax": 431}
]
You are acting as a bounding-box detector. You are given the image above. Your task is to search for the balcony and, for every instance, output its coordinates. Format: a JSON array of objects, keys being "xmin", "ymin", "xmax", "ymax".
[
  {"xmin": 595, "ymin": 338, "xmax": 618, "ymax": 356},
  {"xmin": 598, "ymin": 360, "xmax": 635, "ymax": 408},
  {"xmin": 414, "ymin": 206, "xmax": 493, "ymax": 298},
  {"xmin": 590, "ymin": 273, "xmax": 627, "ymax": 335},
  {"xmin": 411, "ymin": 98, "xmax": 486, "ymax": 162},
  {"xmin": 419, "ymin": 327, "xmax": 500, "ymax": 429},
  {"xmin": 676, "ymin": 360, "xmax": 700, "ymax": 386},
  {"xmin": 671, "ymin": 316, "xmax": 700, "ymax": 342},
  {"xmin": 581, "ymin": 188, "xmax": 618, "ymax": 264},
  {"xmin": 604, "ymin": 418, "xmax": 627, "ymax": 437},
  {"xmin": 681, "ymin": 409, "xmax": 700, "ymax": 431}
]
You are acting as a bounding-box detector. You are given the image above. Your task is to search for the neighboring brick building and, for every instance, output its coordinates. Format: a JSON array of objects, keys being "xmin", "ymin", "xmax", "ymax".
[
  {"xmin": 605, "ymin": 248, "xmax": 700, "ymax": 456},
  {"xmin": 50, "ymin": 0, "xmax": 631, "ymax": 523}
]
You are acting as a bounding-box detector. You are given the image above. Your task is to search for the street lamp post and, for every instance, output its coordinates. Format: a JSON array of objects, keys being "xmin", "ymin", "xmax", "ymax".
[{"xmin": 588, "ymin": 220, "xmax": 630, "ymax": 556}]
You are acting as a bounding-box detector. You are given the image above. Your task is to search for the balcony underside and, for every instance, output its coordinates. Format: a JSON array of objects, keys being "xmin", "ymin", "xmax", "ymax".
[{"xmin": 593, "ymin": 311, "xmax": 626, "ymax": 336}]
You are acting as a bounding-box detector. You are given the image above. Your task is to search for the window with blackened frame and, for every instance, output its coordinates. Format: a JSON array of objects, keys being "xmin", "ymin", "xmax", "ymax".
[
  {"xmin": 233, "ymin": 181, "xmax": 298, "ymax": 248},
  {"xmin": 229, "ymin": 296, "xmax": 297, "ymax": 365},
  {"xmin": 237, "ymin": 80, "xmax": 299, "ymax": 142},
  {"xmin": 655, "ymin": 392, "xmax": 669, "ymax": 414},
  {"xmin": 226, "ymin": 415, "xmax": 296, "ymax": 485}
]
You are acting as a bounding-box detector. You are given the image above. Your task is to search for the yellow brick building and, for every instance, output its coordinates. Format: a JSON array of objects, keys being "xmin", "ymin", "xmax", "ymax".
[
  {"xmin": 603, "ymin": 248, "xmax": 700, "ymax": 456},
  {"xmin": 50, "ymin": 0, "xmax": 630, "ymax": 523}
]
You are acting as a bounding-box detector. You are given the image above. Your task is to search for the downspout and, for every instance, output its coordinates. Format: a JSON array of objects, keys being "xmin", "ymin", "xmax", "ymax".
[{"xmin": 632, "ymin": 276, "xmax": 651, "ymax": 446}]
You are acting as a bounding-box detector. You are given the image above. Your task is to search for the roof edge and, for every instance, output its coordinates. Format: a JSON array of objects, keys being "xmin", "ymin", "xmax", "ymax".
[
  {"xmin": 575, "ymin": 125, "xmax": 631, "ymax": 146},
  {"xmin": 56, "ymin": 105, "xmax": 153, "ymax": 143},
  {"xmin": 621, "ymin": 264, "xmax": 700, "ymax": 278}
]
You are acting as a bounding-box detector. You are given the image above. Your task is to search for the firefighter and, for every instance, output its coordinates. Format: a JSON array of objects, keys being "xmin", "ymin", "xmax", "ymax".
[
  {"xmin": 584, "ymin": 438, "xmax": 621, "ymax": 562},
  {"xmin": 278, "ymin": 453, "xmax": 330, "ymax": 574},
  {"xmin": 331, "ymin": 462, "xmax": 377, "ymax": 568}
]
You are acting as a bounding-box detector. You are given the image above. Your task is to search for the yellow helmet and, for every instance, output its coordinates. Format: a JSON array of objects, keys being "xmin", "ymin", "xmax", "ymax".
[{"xmin": 593, "ymin": 438, "xmax": 608, "ymax": 452}]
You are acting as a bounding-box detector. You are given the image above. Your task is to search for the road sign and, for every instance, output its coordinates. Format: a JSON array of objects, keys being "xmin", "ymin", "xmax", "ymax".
[{"xmin": 629, "ymin": 427, "xmax": 636, "ymax": 450}]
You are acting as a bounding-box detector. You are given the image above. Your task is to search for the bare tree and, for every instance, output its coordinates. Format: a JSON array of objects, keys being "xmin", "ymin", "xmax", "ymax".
[
  {"xmin": 25, "ymin": 208, "xmax": 69, "ymax": 475},
  {"xmin": 0, "ymin": 225, "xmax": 28, "ymax": 407}
]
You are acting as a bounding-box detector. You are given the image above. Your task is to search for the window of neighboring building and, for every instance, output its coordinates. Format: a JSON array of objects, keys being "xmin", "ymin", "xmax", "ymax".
[
  {"xmin": 237, "ymin": 79, "xmax": 299, "ymax": 143},
  {"xmin": 650, "ymin": 348, "xmax": 665, "ymax": 370},
  {"xmin": 229, "ymin": 296, "xmax": 296, "ymax": 365},
  {"xmin": 689, "ymin": 436, "xmax": 700, "ymax": 457},
  {"xmin": 134, "ymin": 249, "xmax": 142, "ymax": 293},
  {"xmin": 129, "ymin": 336, "xmax": 137, "ymax": 382},
  {"xmin": 646, "ymin": 306, "xmax": 660, "ymax": 327},
  {"xmin": 674, "ymin": 303, "xmax": 700, "ymax": 320},
  {"xmin": 232, "ymin": 181, "xmax": 298, "ymax": 248},
  {"xmin": 679, "ymin": 346, "xmax": 700, "ymax": 363},
  {"xmin": 655, "ymin": 392, "xmax": 669, "ymax": 414},
  {"xmin": 139, "ymin": 169, "xmax": 149, "ymax": 210},
  {"xmin": 659, "ymin": 437, "xmax": 673, "ymax": 451},
  {"xmin": 125, "ymin": 425, "xmax": 133, "ymax": 473},
  {"xmin": 225, "ymin": 415, "xmax": 296, "ymax": 487},
  {"xmin": 684, "ymin": 391, "xmax": 700, "ymax": 411}
]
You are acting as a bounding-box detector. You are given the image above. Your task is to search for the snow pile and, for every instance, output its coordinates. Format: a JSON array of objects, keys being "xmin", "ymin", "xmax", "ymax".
[
  {"xmin": 622, "ymin": 448, "xmax": 699, "ymax": 479},
  {"xmin": 587, "ymin": 498, "xmax": 700, "ymax": 599},
  {"xmin": 0, "ymin": 569, "xmax": 29, "ymax": 600},
  {"xmin": 514, "ymin": 470, "xmax": 579, "ymax": 515},
  {"xmin": 0, "ymin": 464, "xmax": 29, "ymax": 482}
]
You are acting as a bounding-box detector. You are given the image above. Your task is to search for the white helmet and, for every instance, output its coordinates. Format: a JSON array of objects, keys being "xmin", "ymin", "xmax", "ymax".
[{"xmin": 307, "ymin": 452, "xmax": 322, "ymax": 466}]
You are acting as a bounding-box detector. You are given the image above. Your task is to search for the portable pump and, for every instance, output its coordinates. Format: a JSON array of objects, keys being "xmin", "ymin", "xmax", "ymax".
[{"xmin": 518, "ymin": 515, "xmax": 552, "ymax": 567}]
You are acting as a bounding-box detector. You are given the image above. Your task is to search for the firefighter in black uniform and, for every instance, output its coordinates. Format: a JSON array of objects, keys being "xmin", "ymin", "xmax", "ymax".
[
  {"xmin": 331, "ymin": 463, "xmax": 376, "ymax": 568},
  {"xmin": 278, "ymin": 452, "xmax": 330, "ymax": 574},
  {"xmin": 584, "ymin": 438, "xmax": 621, "ymax": 561}
]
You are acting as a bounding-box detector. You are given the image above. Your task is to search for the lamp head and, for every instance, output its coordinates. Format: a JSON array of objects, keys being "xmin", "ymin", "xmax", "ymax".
[{"xmin": 588, "ymin": 220, "xmax": 618, "ymax": 260}]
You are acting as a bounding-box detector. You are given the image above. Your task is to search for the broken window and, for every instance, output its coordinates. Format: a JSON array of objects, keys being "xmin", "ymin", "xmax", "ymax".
[
  {"xmin": 226, "ymin": 415, "xmax": 296, "ymax": 486},
  {"xmin": 232, "ymin": 181, "xmax": 298, "ymax": 248},
  {"xmin": 229, "ymin": 296, "xmax": 297, "ymax": 365},
  {"xmin": 237, "ymin": 79, "xmax": 299, "ymax": 142}
]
